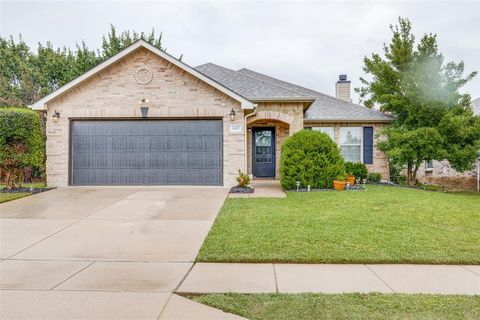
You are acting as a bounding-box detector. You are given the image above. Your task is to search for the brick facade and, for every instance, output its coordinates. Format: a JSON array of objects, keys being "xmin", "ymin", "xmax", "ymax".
[
  {"xmin": 45, "ymin": 48, "xmax": 245, "ymax": 187},
  {"xmin": 304, "ymin": 121, "xmax": 390, "ymax": 180},
  {"xmin": 417, "ymin": 160, "xmax": 479, "ymax": 191},
  {"xmin": 42, "ymin": 46, "xmax": 391, "ymax": 187}
]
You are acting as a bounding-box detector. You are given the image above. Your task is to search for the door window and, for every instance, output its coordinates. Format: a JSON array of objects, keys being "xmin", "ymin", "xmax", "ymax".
[{"xmin": 255, "ymin": 130, "xmax": 272, "ymax": 163}]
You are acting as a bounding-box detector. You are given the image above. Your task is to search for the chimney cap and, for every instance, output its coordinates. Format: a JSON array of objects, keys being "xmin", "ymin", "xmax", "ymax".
[{"xmin": 339, "ymin": 74, "xmax": 348, "ymax": 81}]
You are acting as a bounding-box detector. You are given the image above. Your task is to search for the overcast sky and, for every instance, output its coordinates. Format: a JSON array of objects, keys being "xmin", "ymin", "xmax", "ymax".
[{"xmin": 1, "ymin": 1, "xmax": 479, "ymax": 103}]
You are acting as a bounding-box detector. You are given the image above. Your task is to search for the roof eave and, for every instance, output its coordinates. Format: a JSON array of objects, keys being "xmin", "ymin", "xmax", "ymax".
[
  {"xmin": 304, "ymin": 117, "xmax": 393, "ymax": 123},
  {"xmin": 251, "ymin": 97, "xmax": 315, "ymax": 111},
  {"xmin": 29, "ymin": 40, "xmax": 256, "ymax": 110}
]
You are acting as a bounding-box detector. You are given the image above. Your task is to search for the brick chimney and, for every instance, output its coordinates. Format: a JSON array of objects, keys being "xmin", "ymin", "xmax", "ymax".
[{"xmin": 335, "ymin": 74, "xmax": 351, "ymax": 102}]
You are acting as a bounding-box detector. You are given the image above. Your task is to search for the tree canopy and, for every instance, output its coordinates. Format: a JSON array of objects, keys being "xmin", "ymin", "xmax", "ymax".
[
  {"xmin": 357, "ymin": 17, "xmax": 480, "ymax": 185},
  {"xmin": 0, "ymin": 25, "xmax": 169, "ymax": 107}
]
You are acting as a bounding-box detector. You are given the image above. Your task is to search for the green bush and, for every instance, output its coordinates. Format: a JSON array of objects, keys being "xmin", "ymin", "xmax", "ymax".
[
  {"xmin": 389, "ymin": 162, "xmax": 407, "ymax": 185},
  {"xmin": 0, "ymin": 107, "xmax": 45, "ymax": 189},
  {"xmin": 280, "ymin": 130, "xmax": 346, "ymax": 189},
  {"xmin": 345, "ymin": 162, "xmax": 368, "ymax": 180},
  {"xmin": 367, "ymin": 172, "xmax": 382, "ymax": 183}
]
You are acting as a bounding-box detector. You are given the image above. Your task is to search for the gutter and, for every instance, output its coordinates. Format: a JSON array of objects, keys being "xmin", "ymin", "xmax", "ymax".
[
  {"xmin": 304, "ymin": 118, "xmax": 393, "ymax": 123},
  {"xmin": 244, "ymin": 107, "xmax": 258, "ymax": 174}
]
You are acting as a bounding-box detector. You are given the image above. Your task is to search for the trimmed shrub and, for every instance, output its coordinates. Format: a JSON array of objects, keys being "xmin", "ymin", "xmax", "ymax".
[
  {"xmin": 0, "ymin": 107, "xmax": 45, "ymax": 189},
  {"xmin": 280, "ymin": 130, "xmax": 345, "ymax": 189},
  {"xmin": 345, "ymin": 162, "xmax": 368, "ymax": 180},
  {"xmin": 367, "ymin": 172, "xmax": 382, "ymax": 183}
]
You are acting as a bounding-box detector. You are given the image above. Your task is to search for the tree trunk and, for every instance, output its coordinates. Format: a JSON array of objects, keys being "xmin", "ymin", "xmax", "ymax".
[
  {"xmin": 16, "ymin": 169, "xmax": 24, "ymax": 188},
  {"xmin": 412, "ymin": 162, "xmax": 420, "ymax": 187},
  {"xmin": 407, "ymin": 162, "xmax": 415, "ymax": 186},
  {"xmin": 5, "ymin": 170, "xmax": 15, "ymax": 190}
]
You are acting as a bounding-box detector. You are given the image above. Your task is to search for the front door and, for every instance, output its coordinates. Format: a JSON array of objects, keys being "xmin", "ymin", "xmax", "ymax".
[{"xmin": 253, "ymin": 127, "xmax": 275, "ymax": 178}]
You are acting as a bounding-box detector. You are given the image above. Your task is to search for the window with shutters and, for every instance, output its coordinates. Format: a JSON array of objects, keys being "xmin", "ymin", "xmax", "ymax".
[{"xmin": 340, "ymin": 127, "xmax": 362, "ymax": 163}]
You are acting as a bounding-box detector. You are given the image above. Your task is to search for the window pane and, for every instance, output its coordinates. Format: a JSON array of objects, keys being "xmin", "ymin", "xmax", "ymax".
[
  {"xmin": 255, "ymin": 130, "xmax": 271, "ymax": 147},
  {"xmin": 341, "ymin": 146, "xmax": 361, "ymax": 162},
  {"xmin": 340, "ymin": 127, "xmax": 362, "ymax": 145},
  {"xmin": 312, "ymin": 127, "xmax": 334, "ymax": 140}
]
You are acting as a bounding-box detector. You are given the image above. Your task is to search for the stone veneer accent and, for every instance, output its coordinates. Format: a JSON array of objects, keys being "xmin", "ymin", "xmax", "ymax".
[
  {"xmin": 246, "ymin": 102, "xmax": 305, "ymax": 178},
  {"xmin": 45, "ymin": 48, "xmax": 245, "ymax": 187},
  {"xmin": 304, "ymin": 121, "xmax": 390, "ymax": 180},
  {"xmin": 417, "ymin": 160, "xmax": 478, "ymax": 191}
]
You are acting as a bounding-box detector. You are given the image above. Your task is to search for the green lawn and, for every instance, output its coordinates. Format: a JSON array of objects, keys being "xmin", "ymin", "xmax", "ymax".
[
  {"xmin": 190, "ymin": 293, "xmax": 480, "ymax": 320},
  {"xmin": 0, "ymin": 182, "xmax": 47, "ymax": 204},
  {"xmin": 0, "ymin": 192, "xmax": 30, "ymax": 204},
  {"xmin": 197, "ymin": 186, "xmax": 480, "ymax": 264}
]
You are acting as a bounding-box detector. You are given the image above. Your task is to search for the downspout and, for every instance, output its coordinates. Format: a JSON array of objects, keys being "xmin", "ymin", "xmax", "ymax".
[{"xmin": 244, "ymin": 106, "xmax": 257, "ymax": 174}]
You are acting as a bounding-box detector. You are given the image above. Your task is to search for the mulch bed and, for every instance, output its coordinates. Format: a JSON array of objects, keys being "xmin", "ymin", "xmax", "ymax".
[
  {"xmin": 0, "ymin": 187, "xmax": 55, "ymax": 194},
  {"xmin": 230, "ymin": 186, "xmax": 255, "ymax": 194}
]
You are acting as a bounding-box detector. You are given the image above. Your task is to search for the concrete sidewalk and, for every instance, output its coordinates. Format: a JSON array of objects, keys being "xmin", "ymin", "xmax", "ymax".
[
  {"xmin": 1, "ymin": 187, "xmax": 246, "ymax": 320},
  {"xmin": 229, "ymin": 180, "xmax": 286, "ymax": 198},
  {"xmin": 178, "ymin": 263, "xmax": 480, "ymax": 295}
]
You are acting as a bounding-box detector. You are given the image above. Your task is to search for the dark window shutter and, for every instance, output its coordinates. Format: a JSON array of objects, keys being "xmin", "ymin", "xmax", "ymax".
[{"xmin": 363, "ymin": 127, "xmax": 374, "ymax": 164}]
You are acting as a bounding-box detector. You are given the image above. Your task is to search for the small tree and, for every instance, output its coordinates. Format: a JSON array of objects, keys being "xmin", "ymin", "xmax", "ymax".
[
  {"xmin": 0, "ymin": 108, "xmax": 45, "ymax": 189},
  {"xmin": 357, "ymin": 18, "xmax": 480, "ymax": 185},
  {"xmin": 280, "ymin": 130, "xmax": 345, "ymax": 189}
]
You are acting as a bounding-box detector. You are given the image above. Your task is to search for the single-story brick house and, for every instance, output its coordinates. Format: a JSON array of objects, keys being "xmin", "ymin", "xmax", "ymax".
[
  {"xmin": 416, "ymin": 97, "xmax": 480, "ymax": 191},
  {"xmin": 30, "ymin": 40, "xmax": 392, "ymax": 187}
]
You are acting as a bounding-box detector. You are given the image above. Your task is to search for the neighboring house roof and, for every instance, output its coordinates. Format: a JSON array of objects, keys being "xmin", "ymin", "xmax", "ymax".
[
  {"xmin": 472, "ymin": 97, "xmax": 480, "ymax": 115},
  {"xmin": 30, "ymin": 40, "xmax": 256, "ymax": 110},
  {"xmin": 196, "ymin": 64, "xmax": 392, "ymax": 122}
]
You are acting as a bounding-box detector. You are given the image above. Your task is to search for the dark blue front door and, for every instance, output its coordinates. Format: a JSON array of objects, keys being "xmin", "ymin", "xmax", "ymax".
[{"xmin": 253, "ymin": 127, "xmax": 275, "ymax": 177}]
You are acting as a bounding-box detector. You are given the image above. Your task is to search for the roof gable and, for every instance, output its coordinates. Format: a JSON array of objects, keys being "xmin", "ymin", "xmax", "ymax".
[
  {"xmin": 237, "ymin": 68, "xmax": 392, "ymax": 122},
  {"xmin": 30, "ymin": 40, "xmax": 255, "ymax": 110}
]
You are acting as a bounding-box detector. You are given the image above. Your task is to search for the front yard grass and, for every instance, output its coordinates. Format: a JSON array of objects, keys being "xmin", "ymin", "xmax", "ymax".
[
  {"xmin": 0, "ymin": 193, "xmax": 30, "ymax": 204},
  {"xmin": 190, "ymin": 293, "xmax": 480, "ymax": 320},
  {"xmin": 197, "ymin": 186, "xmax": 480, "ymax": 264},
  {"xmin": 0, "ymin": 182, "xmax": 47, "ymax": 204}
]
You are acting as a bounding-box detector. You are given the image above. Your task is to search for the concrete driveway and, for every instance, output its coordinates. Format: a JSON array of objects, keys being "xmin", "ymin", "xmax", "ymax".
[{"xmin": 0, "ymin": 187, "xmax": 243, "ymax": 320}]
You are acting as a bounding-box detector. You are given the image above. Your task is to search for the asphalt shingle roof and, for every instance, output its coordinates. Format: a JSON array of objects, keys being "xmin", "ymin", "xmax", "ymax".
[
  {"xmin": 195, "ymin": 63, "xmax": 314, "ymax": 101},
  {"xmin": 195, "ymin": 63, "xmax": 392, "ymax": 122}
]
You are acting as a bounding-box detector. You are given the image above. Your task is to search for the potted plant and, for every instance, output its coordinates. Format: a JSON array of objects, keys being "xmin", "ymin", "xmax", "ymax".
[
  {"xmin": 333, "ymin": 174, "xmax": 347, "ymax": 192},
  {"xmin": 346, "ymin": 171, "xmax": 356, "ymax": 186}
]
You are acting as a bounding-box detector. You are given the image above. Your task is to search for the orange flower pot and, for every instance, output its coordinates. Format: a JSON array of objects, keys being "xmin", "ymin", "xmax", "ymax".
[
  {"xmin": 333, "ymin": 180, "xmax": 347, "ymax": 192},
  {"xmin": 347, "ymin": 176, "xmax": 356, "ymax": 186}
]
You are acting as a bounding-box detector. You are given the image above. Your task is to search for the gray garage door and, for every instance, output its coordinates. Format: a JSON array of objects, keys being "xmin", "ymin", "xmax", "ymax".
[{"xmin": 71, "ymin": 120, "xmax": 223, "ymax": 186}]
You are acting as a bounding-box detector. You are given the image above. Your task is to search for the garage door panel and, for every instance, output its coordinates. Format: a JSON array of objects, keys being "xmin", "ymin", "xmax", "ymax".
[
  {"xmin": 73, "ymin": 153, "xmax": 108, "ymax": 169},
  {"xmin": 71, "ymin": 120, "xmax": 222, "ymax": 186},
  {"xmin": 111, "ymin": 136, "xmax": 144, "ymax": 151},
  {"xmin": 111, "ymin": 153, "xmax": 145, "ymax": 169},
  {"xmin": 146, "ymin": 136, "xmax": 167, "ymax": 151}
]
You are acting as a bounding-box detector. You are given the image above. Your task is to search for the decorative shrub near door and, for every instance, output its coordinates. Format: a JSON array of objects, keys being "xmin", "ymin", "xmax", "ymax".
[{"xmin": 280, "ymin": 130, "xmax": 346, "ymax": 190}]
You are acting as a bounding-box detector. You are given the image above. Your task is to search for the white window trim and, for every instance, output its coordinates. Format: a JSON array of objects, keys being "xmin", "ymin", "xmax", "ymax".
[
  {"xmin": 311, "ymin": 126, "xmax": 335, "ymax": 141},
  {"xmin": 340, "ymin": 127, "xmax": 363, "ymax": 163},
  {"xmin": 425, "ymin": 160, "xmax": 434, "ymax": 172}
]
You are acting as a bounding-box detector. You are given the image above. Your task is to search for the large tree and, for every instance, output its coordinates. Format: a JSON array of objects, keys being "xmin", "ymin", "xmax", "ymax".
[
  {"xmin": 358, "ymin": 18, "xmax": 480, "ymax": 185},
  {"xmin": 0, "ymin": 25, "xmax": 168, "ymax": 107}
]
